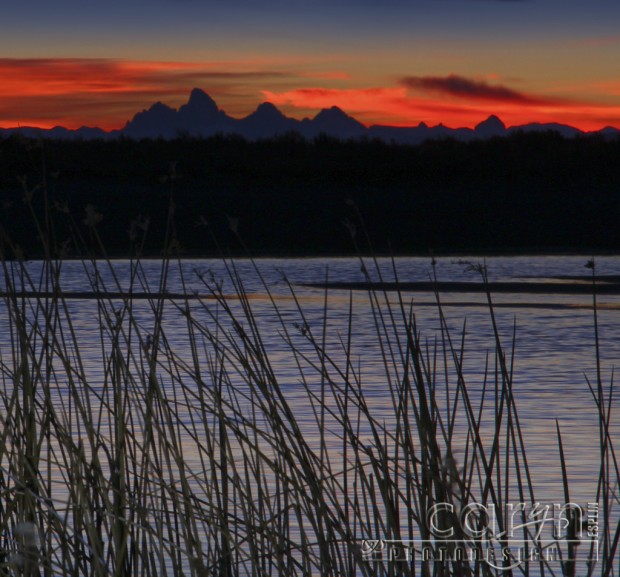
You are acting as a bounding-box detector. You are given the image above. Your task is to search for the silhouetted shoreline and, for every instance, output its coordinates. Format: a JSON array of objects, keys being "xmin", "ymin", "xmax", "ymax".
[{"xmin": 1, "ymin": 131, "xmax": 619, "ymax": 258}]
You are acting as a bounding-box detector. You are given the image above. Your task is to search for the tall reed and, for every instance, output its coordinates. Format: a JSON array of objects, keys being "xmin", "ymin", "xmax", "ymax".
[{"xmin": 0, "ymin": 180, "xmax": 616, "ymax": 576}]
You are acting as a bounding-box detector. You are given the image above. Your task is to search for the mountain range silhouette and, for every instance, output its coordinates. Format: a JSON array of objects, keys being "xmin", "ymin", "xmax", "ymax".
[{"xmin": 2, "ymin": 88, "xmax": 619, "ymax": 143}]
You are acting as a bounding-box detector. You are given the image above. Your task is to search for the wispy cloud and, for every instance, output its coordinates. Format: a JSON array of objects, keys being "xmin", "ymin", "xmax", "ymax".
[
  {"xmin": 0, "ymin": 58, "xmax": 292, "ymax": 128},
  {"xmin": 263, "ymin": 85, "xmax": 525, "ymax": 127},
  {"xmin": 400, "ymin": 74, "xmax": 550, "ymax": 105},
  {"xmin": 264, "ymin": 79, "xmax": 620, "ymax": 131},
  {"xmin": 2, "ymin": 59, "xmax": 619, "ymax": 131},
  {"xmin": 262, "ymin": 87, "xmax": 410, "ymax": 123},
  {"xmin": 0, "ymin": 58, "xmax": 286, "ymax": 94}
]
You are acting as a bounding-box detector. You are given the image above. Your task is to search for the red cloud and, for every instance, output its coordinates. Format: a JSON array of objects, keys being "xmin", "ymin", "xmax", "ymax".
[
  {"xmin": 263, "ymin": 84, "xmax": 620, "ymax": 131},
  {"xmin": 0, "ymin": 58, "xmax": 289, "ymax": 129},
  {"xmin": 1, "ymin": 59, "xmax": 619, "ymax": 131},
  {"xmin": 261, "ymin": 87, "xmax": 411, "ymax": 124}
]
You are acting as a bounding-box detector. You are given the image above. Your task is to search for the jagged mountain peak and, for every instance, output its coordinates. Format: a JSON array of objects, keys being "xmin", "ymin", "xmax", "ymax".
[
  {"xmin": 251, "ymin": 102, "xmax": 286, "ymax": 118},
  {"xmin": 475, "ymin": 114, "xmax": 506, "ymax": 135},
  {"xmin": 314, "ymin": 106, "xmax": 351, "ymax": 121},
  {"xmin": 239, "ymin": 101, "xmax": 298, "ymax": 138},
  {"xmin": 184, "ymin": 88, "xmax": 219, "ymax": 114},
  {"xmin": 139, "ymin": 101, "xmax": 176, "ymax": 118},
  {"xmin": 4, "ymin": 87, "xmax": 612, "ymax": 142},
  {"xmin": 122, "ymin": 89, "xmax": 231, "ymax": 138},
  {"xmin": 122, "ymin": 100, "xmax": 178, "ymax": 138},
  {"xmin": 178, "ymin": 89, "xmax": 223, "ymax": 124},
  {"xmin": 311, "ymin": 106, "xmax": 366, "ymax": 136}
]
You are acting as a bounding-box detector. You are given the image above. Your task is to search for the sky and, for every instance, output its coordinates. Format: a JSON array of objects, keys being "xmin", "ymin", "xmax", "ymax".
[{"xmin": 1, "ymin": 0, "xmax": 620, "ymax": 130}]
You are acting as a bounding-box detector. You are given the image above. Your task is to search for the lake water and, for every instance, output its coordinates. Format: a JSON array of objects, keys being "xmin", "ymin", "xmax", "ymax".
[{"xmin": 1, "ymin": 254, "xmax": 618, "ymax": 575}]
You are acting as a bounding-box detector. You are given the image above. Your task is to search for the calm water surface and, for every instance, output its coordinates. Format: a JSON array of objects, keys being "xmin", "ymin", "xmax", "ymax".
[
  {"xmin": 6, "ymin": 255, "xmax": 617, "ymax": 494},
  {"xmin": 1, "ymin": 254, "xmax": 618, "ymax": 573}
]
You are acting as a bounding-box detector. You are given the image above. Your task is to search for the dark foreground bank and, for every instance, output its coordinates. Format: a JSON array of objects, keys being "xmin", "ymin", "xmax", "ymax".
[{"xmin": 1, "ymin": 131, "xmax": 619, "ymax": 258}]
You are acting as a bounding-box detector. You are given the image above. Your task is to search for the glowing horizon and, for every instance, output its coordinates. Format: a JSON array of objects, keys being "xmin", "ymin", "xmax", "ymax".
[
  {"xmin": 1, "ymin": 57, "xmax": 619, "ymax": 133},
  {"xmin": 1, "ymin": 1, "xmax": 619, "ymax": 133}
]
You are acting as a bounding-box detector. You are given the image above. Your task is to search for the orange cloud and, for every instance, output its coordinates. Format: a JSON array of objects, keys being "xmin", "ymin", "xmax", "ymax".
[
  {"xmin": 1, "ymin": 59, "xmax": 619, "ymax": 131},
  {"xmin": 0, "ymin": 58, "xmax": 290, "ymax": 129},
  {"xmin": 262, "ymin": 87, "xmax": 412, "ymax": 124},
  {"xmin": 398, "ymin": 74, "xmax": 620, "ymax": 129},
  {"xmin": 262, "ymin": 85, "xmax": 529, "ymax": 126},
  {"xmin": 264, "ymin": 78, "xmax": 620, "ymax": 131}
]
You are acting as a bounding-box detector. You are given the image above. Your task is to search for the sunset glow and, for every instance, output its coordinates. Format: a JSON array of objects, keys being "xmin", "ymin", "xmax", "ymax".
[
  {"xmin": 0, "ymin": 58, "xmax": 297, "ymax": 129},
  {"xmin": 1, "ymin": 1, "xmax": 619, "ymax": 132}
]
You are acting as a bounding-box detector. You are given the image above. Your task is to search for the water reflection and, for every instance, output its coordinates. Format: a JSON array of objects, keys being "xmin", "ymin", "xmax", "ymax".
[{"xmin": 0, "ymin": 255, "xmax": 617, "ymax": 574}]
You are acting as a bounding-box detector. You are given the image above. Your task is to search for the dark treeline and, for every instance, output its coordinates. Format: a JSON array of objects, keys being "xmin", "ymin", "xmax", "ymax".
[{"xmin": 1, "ymin": 131, "xmax": 619, "ymax": 257}]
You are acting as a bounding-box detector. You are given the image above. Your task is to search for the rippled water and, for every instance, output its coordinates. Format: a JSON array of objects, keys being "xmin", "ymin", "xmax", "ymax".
[
  {"xmin": 1, "ymin": 254, "xmax": 618, "ymax": 574},
  {"xmin": 6, "ymin": 255, "xmax": 618, "ymax": 493}
]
